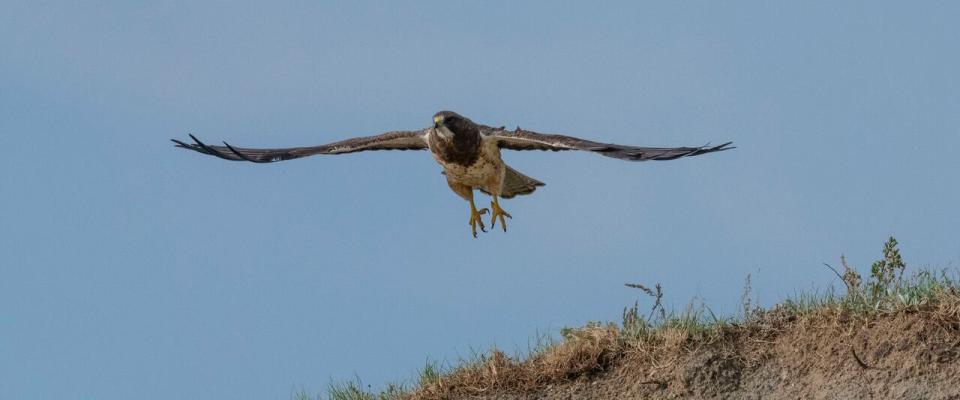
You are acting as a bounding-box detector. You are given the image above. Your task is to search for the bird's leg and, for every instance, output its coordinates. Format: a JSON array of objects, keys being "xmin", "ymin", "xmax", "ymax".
[
  {"xmin": 489, "ymin": 196, "xmax": 512, "ymax": 232},
  {"xmin": 468, "ymin": 191, "xmax": 489, "ymax": 238}
]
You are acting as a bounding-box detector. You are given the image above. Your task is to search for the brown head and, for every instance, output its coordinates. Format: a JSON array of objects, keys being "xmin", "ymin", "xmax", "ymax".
[
  {"xmin": 431, "ymin": 111, "xmax": 482, "ymax": 166},
  {"xmin": 433, "ymin": 111, "xmax": 480, "ymax": 141}
]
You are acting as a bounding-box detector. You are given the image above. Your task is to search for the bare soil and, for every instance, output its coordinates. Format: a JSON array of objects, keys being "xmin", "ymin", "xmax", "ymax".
[{"xmin": 409, "ymin": 302, "xmax": 960, "ymax": 400}]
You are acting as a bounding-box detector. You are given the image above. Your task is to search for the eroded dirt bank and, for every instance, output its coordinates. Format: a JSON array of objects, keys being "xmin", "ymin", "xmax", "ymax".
[{"xmin": 411, "ymin": 305, "xmax": 960, "ymax": 400}]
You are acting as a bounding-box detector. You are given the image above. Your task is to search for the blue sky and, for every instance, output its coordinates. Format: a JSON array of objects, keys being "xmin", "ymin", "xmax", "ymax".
[{"xmin": 2, "ymin": 1, "xmax": 958, "ymax": 399}]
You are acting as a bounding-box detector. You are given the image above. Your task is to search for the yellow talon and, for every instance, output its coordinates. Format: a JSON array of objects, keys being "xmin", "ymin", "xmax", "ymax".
[
  {"xmin": 489, "ymin": 196, "xmax": 512, "ymax": 232},
  {"xmin": 469, "ymin": 200, "xmax": 488, "ymax": 238}
]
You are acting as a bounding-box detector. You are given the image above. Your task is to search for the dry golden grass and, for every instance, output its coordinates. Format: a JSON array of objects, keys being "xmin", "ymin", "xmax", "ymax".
[{"xmin": 410, "ymin": 324, "xmax": 622, "ymax": 399}]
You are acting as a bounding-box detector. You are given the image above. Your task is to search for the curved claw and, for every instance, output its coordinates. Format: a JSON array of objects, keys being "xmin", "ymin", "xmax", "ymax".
[
  {"xmin": 469, "ymin": 207, "xmax": 488, "ymax": 238},
  {"xmin": 478, "ymin": 208, "xmax": 489, "ymax": 234},
  {"xmin": 489, "ymin": 200, "xmax": 512, "ymax": 232}
]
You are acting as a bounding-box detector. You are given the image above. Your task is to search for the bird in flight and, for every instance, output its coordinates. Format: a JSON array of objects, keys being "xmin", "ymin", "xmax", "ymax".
[{"xmin": 173, "ymin": 111, "xmax": 733, "ymax": 237}]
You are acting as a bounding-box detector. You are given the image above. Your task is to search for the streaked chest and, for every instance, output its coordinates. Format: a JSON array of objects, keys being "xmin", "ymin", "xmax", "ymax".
[{"xmin": 432, "ymin": 136, "xmax": 504, "ymax": 187}]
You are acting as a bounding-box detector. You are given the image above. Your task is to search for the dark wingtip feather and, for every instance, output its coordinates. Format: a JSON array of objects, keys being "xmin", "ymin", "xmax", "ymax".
[
  {"xmin": 689, "ymin": 141, "xmax": 735, "ymax": 157},
  {"xmin": 223, "ymin": 141, "xmax": 269, "ymax": 163},
  {"xmin": 712, "ymin": 141, "xmax": 736, "ymax": 151},
  {"xmin": 184, "ymin": 134, "xmax": 237, "ymax": 160}
]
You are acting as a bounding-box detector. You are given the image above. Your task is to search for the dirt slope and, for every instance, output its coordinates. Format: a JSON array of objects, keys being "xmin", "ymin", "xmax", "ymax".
[{"xmin": 410, "ymin": 304, "xmax": 960, "ymax": 400}]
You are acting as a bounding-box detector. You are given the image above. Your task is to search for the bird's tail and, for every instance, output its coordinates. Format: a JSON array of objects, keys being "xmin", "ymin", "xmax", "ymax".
[{"xmin": 499, "ymin": 165, "xmax": 545, "ymax": 198}]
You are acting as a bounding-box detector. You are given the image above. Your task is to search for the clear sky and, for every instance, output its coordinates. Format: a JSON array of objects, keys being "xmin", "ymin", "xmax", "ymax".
[{"xmin": 2, "ymin": 1, "xmax": 958, "ymax": 399}]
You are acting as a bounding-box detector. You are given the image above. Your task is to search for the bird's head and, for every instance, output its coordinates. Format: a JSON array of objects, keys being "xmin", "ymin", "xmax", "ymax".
[{"xmin": 433, "ymin": 111, "xmax": 469, "ymax": 139}]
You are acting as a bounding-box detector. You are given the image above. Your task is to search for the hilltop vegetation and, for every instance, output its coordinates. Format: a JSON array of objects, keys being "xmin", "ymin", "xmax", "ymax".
[{"xmin": 303, "ymin": 237, "xmax": 960, "ymax": 399}]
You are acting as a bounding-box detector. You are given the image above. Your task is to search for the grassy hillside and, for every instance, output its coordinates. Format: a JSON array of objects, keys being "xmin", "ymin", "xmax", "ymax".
[{"xmin": 302, "ymin": 237, "xmax": 960, "ymax": 399}]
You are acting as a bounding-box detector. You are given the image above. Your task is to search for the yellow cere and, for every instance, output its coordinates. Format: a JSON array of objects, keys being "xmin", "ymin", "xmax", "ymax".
[{"xmin": 434, "ymin": 115, "xmax": 443, "ymax": 125}]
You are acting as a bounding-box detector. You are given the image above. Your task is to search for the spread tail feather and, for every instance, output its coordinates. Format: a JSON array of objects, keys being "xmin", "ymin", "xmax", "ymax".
[{"xmin": 498, "ymin": 165, "xmax": 545, "ymax": 198}]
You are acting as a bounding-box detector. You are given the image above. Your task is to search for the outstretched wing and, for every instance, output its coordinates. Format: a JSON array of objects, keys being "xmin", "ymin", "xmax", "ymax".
[
  {"xmin": 480, "ymin": 126, "xmax": 733, "ymax": 161},
  {"xmin": 172, "ymin": 129, "xmax": 429, "ymax": 163}
]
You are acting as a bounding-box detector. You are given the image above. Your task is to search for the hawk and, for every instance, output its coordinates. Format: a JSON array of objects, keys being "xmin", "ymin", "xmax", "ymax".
[{"xmin": 173, "ymin": 111, "xmax": 733, "ymax": 237}]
